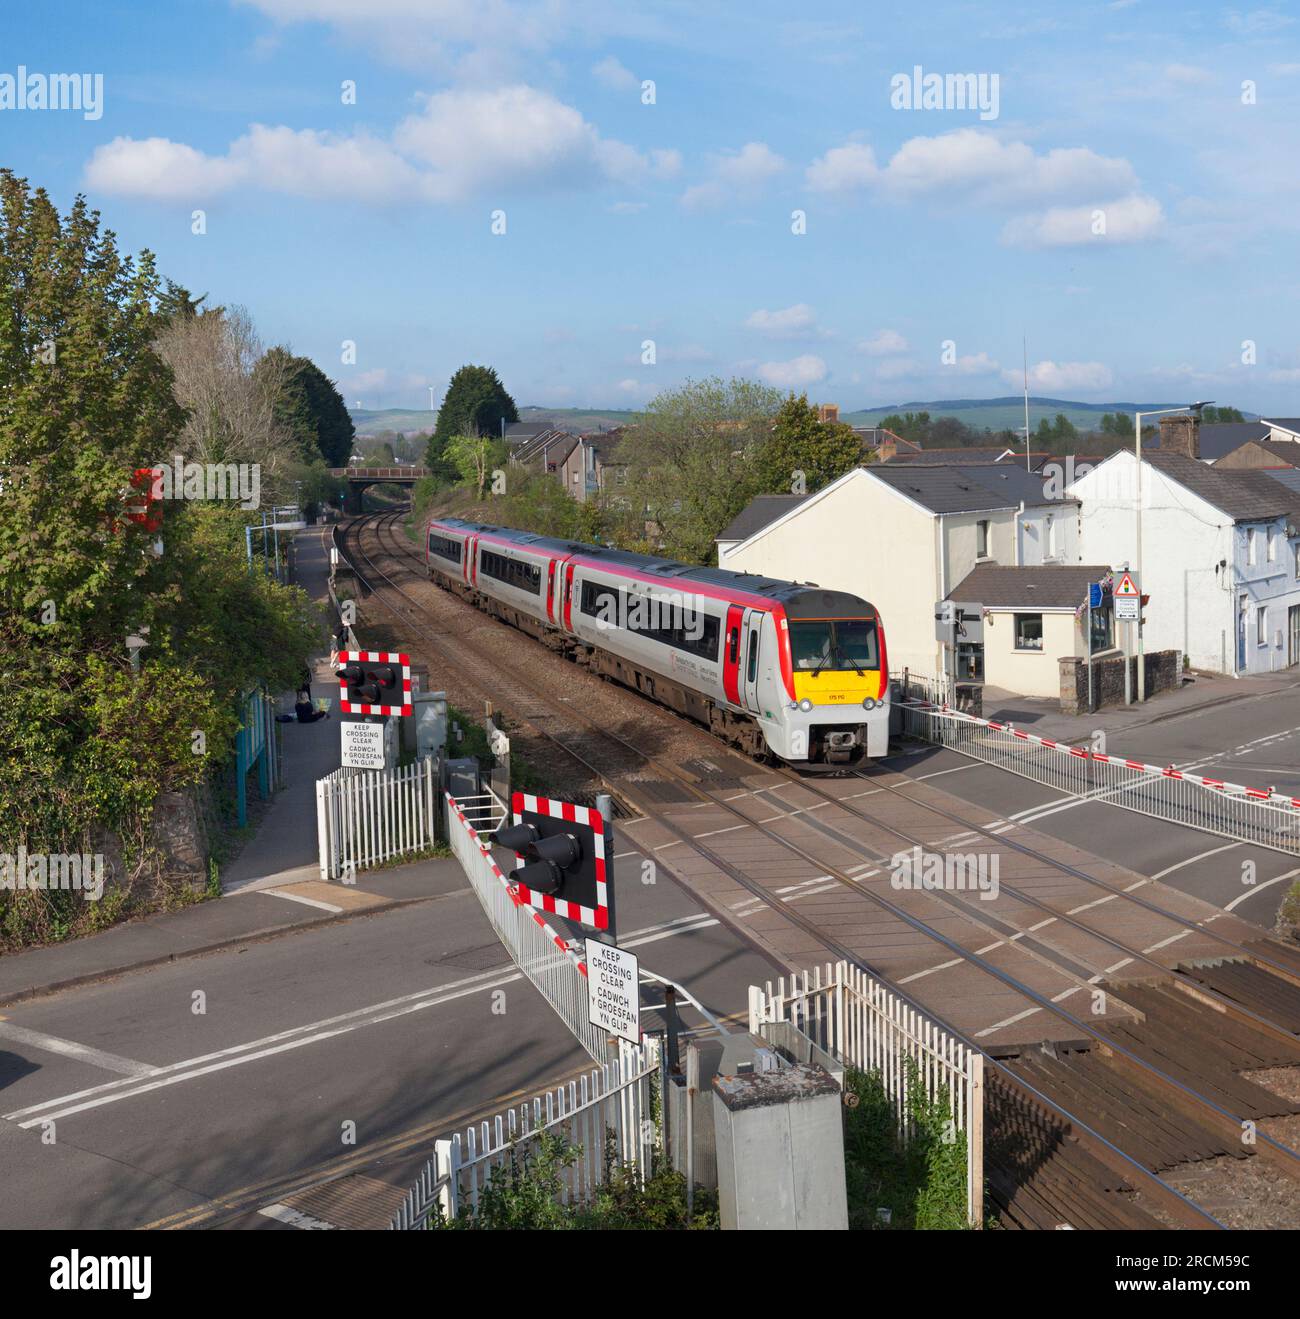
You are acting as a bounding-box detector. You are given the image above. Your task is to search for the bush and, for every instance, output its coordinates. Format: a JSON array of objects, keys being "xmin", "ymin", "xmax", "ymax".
[{"xmin": 842, "ymin": 1060, "xmax": 971, "ymax": 1230}]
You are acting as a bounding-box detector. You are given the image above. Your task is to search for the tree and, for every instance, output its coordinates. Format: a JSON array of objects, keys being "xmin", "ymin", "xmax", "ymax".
[
  {"xmin": 754, "ymin": 393, "xmax": 860, "ymax": 494},
  {"xmin": 879, "ymin": 411, "xmax": 932, "ymax": 444},
  {"xmin": 445, "ymin": 433, "xmax": 508, "ymax": 500},
  {"xmin": 1203, "ymin": 405, "xmax": 1244, "ymax": 424},
  {"xmin": 433, "ymin": 365, "xmax": 519, "ymax": 446},
  {"xmin": 257, "ymin": 347, "xmax": 355, "ymax": 469},
  {"xmin": 620, "ymin": 376, "xmax": 784, "ymax": 563}
]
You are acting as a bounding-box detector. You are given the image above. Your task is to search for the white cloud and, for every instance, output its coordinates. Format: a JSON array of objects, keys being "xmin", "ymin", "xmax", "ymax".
[
  {"xmin": 1164, "ymin": 63, "xmax": 1215, "ymax": 85},
  {"xmin": 757, "ymin": 354, "xmax": 827, "ymax": 388},
  {"xmin": 86, "ymin": 85, "xmax": 676, "ymax": 205},
  {"xmin": 806, "ymin": 142, "xmax": 877, "ymax": 193},
  {"xmin": 746, "ymin": 304, "xmax": 820, "ymax": 337},
  {"xmin": 858, "ymin": 328, "xmax": 908, "ymax": 355},
  {"xmin": 946, "ymin": 351, "xmax": 1000, "ymax": 375},
  {"xmin": 1002, "ymin": 360, "xmax": 1114, "ymax": 393},
  {"xmin": 593, "ymin": 55, "xmax": 638, "ymax": 91},
  {"xmin": 1226, "ymin": 8, "xmax": 1295, "ymax": 35},
  {"xmin": 682, "ymin": 142, "xmax": 785, "ymax": 211},
  {"xmin": 1002, "ymin": 193, "xmax": 1164, "ymax": 247},
  {"xmin": 807, "ymin": 129, "xmax": 1137, "ymax": 208}
]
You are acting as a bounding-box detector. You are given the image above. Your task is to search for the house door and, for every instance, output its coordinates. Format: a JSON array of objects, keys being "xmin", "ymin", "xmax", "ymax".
[{"xmin": 1289, "ymin": 605, "xmax": 1300, "ymax": 667}]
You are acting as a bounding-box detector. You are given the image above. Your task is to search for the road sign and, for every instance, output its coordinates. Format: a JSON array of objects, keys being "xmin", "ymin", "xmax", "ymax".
[
  {"xmin": 1114, "ymin": 571, "xmax": 1140, "ymax": 621},
  {"xmin": 1114, "ymin": 571, "xmax": 1139, "ymax": 598},
  {"xmin": 1089, "ymin": 581, "xmax": 1104, "ymax": 610},
  {"xmin": 584, "ymin": 938, "xmax": 640, "ymax": 1045},
  {"xmin": 341, "ymin": 719, "xmax": 385, "ymax": 770},
  {"xmin": 337, "ymin": 650, "xmax": 412, "ymax": 716}
]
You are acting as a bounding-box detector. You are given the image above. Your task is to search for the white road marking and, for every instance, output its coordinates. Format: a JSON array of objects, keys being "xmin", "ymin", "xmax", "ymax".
[
  {"xmin": 258, "ymin": 1203, "xmax": 336, "ymax": 1230},
  {"xmin": 0, "ymin": 1021, "xmax": 158, "ymax": 1078},
  {"xmin": 1149, "ymin": 841, "xmax": 1241, "ymax": 880},
  {"xmin": 263, "ymin": 890, "xmax": 344, "ymax": 914},
  {"xmin": 1223, "ymin": 867, "xmax": 1300, "ymax": 911}
]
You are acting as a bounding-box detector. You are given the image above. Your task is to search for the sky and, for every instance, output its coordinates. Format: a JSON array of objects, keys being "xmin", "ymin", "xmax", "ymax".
[{"xmin": 3, "ymin": 0, "xmax": 1300, "ymax": 416}]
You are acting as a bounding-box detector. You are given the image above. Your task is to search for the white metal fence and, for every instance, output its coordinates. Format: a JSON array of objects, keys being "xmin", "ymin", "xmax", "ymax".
[
  {"xmin": 900, "ymin": 696, "xmax": 1300, "ymax": 856},
  {"xmin": 750, "ymin": 960, "xmax": 984, "ymax": 1226},
  {"xmin": 390, "ymin": 1038, "xmax": 661, "ymax": 1229},
  {"xmin": 315, "ymin": 757, "xmax": 439, "ymax": 881},
  {"xmin": 444, "ymin": 791, "xmax": 608, "ymax": 1061}
]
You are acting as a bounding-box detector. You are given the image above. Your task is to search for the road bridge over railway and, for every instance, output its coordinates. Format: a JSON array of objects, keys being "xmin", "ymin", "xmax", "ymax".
[{"xmin": 331, "ymin": 466, "xmax": 430, "ymax": 513}]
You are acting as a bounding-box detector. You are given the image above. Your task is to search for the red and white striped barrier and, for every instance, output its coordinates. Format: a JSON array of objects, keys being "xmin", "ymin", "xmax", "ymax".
[
  {"xmin": 446, "ymin": 793, "xmax": 588, "ymax": 977},
  {"xmin": 904, "ymin": 699, "xmax": 1300, "ymax": 813}
]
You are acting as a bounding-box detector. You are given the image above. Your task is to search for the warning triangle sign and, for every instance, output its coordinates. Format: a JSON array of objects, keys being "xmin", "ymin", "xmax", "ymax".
[{"xmin": 1115, "ymin": 571, "xmax": 1139, "ymax": 598}]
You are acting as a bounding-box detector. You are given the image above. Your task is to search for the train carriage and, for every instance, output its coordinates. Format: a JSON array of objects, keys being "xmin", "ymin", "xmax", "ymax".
[{"xmin": 425, "ymin": 516, "xmax": 889, "ymax": 768}]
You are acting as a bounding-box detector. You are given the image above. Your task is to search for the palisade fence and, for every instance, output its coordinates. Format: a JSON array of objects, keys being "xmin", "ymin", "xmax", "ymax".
[
  {"xmin": 444, "ymin": 791, "xmax": 608, "ymax": 1061},
  {"xmin": 389, "ymin": 1038, "xmax": 661, "ymax": 1229},
  {"xmin": 750, "ymin": 960, "xmax": 984, "ymax": 1227},
  {"xmin": 896, "ymin": 681, "xmax": 1300, "ymax": 856},
  {"xmin": 315, "ymin": 757, "xmax": 439, "ymax": 881}
]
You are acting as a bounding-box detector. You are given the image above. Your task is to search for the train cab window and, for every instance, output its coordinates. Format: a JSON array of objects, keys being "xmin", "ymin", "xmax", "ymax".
[
  {"xmin": 746, "ymin": 631, "xmax": 759, "ymax": 683},
  {"xmin": 789, "ymin": 619, "xmax": 878, "ymax": 671}
]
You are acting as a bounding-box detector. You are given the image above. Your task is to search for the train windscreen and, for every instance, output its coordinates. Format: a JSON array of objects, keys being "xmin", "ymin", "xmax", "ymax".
[{"xmin": 789, "ymin": 619, "xmax": 879, "ymax": 672}]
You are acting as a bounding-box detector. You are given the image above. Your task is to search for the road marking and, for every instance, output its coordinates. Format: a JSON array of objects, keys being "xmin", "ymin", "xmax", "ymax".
[
  {"xmin": 258, "ymin": 1203, "xmax": 336, "ymax": 1230},
  {"xmin": 1149, "ymin": 841, "xmax": 1241, "ymax": 880},
  {"xmin": 1223, "ymin": 866, "xmax": 1300, "ymax": 911},
  {"xmin": 263, "ymin": 890, "xmax": 344, "ymax": 914},
  {"xmin": 0, "ymin": 1021, "xmax": 158, "ymax": 1078}
]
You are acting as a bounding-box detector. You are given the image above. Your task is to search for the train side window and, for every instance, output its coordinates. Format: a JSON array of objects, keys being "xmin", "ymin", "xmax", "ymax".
[
  {"xmin": 746, "ymin": 631, "xmax": 758, "ymax": 683},
  {"xmin": 728, "ymin": 627, "xmax": 739, "ymax": 664}
]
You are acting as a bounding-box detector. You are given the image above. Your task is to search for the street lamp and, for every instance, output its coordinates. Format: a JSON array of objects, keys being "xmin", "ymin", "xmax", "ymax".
[{"xmin": 1133, "ymin": 400, "xmax": 1212, "ymax": 701}]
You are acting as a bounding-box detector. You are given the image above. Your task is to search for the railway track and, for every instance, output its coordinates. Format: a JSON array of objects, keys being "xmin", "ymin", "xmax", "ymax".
[{"xmin": 339, "ymin": 509, "xmax": 1300, "ymax": 1229}]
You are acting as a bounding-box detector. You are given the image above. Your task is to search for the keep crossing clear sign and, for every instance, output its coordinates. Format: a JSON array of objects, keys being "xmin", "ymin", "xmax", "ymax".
[
  {"xmin": 341, "ymin": 719, "xmax": 385, "ymax": 770},
  {"xmin": 585, "ymin": 938, "xmax": 640, "ymax": 1045}
]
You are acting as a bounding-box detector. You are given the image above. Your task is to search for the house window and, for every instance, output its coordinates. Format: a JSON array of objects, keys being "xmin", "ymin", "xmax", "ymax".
[
  {"xmin": 1045, "ymin": 514, "xmax": 1056, "ymax": 559},
  {"xmin": 1089, "ymin": 606, "xmax": 1113, "ymax": 653},
  {"xmin": 1014, "ymin": 613, "xmax": 1044, "ymax": 651},
  {"xmin": 1247, "ymin": 527, "xmax": 1257, "ymax": 565},
  {"xmin": 1258, "ymin": 604, "xmax": 1269, "ymax": 646},
  {"xmin": 1294, "ymin": 541, "xmax": 1300, "ymax": 580},
  {"xmin": 1268, "ymin": 526, "xmax": 1277, "ymax": 562},
  {"xmin": 976, "ymin": 520, "xmax": 990, "ymax": 558}
]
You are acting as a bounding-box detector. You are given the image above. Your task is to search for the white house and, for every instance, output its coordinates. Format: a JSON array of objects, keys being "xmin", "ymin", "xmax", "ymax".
[
  {"xmin": 717, "ymin": 463, "xmax": 1079, "ymax": 679},
  {"xmin": 1067, "ymin": 448, "xmax": 1300, "ymax": 674}
]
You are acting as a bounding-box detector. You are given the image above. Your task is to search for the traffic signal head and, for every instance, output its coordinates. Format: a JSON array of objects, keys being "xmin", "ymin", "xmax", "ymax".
[
  {"xmin": 337, "ymin": 651, "xmax": 412, "ymax": 715},
  {"xmin": 497, "ymin": 822, "xmax": 581, "ymax": 896}
]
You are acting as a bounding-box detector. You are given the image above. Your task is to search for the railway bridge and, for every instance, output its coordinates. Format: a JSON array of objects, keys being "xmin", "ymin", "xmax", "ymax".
[{"xmin": 330, "ymin": 466, "xmax": 430, "ymax": 514}]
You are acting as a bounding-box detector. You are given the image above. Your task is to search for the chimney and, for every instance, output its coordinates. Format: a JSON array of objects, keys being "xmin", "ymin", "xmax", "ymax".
[
  {"xmin": 1158, "ymin": 413, "xmax": 1200, "ymax": 460},
  {"xmin": 818, "ymin": 403, "xmax": 839, "ymax": 424}
]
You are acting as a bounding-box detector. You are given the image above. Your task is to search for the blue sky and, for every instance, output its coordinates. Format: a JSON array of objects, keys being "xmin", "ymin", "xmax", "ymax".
[{"xmin": 4, "ymin": 0, "xmax": 1300, "ymax": 414}]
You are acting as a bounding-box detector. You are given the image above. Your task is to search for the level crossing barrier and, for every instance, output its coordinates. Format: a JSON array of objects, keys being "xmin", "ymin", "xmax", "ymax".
[{"xmin": 899, "ymin": 691, "xmax": 1300, "ymax": 856}]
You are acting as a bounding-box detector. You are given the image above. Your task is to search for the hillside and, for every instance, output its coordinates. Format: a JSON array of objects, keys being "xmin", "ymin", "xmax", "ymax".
[
  {"xmin": 840, "ymin": 396, "xmax": 1205, "ymax": 434},
  {"xmin": 350, "ymin": 404, "xmax": 637, "ymax": 437}
]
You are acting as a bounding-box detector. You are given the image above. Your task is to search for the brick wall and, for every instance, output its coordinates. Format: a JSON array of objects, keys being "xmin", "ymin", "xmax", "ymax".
[{"xmin": 1058, "ymin": 649, "xmax": 1182, "ymax": 715}]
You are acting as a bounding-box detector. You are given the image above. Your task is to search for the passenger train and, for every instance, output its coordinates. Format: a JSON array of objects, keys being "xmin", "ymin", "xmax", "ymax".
[{"xmin": 424, "ymin": 516, "xmax": 890, "ymax": 769}]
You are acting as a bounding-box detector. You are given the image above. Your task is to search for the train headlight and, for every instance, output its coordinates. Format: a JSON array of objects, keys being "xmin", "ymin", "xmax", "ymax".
[
  {"xmin": 790, "ymin": 700, "xmax": 799, "ymax": 711},
  {"xmin": 862, "ymin": 697, "xmax": 877, "ymax": 710},
  {"xmin": 798, "ymin": 698, "xmax": 813, "ymax": 713}
]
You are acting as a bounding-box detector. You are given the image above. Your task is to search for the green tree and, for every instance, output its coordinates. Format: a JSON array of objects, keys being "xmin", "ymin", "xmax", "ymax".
[
  {"xmin": 879, "ymin": 411, "xmax": 932, "ymax": 444},
  {"xmin": 432, "ymin": 364, "xmax": 519, "ymax": 447},
  {"xmin": 621, "ymin": 376, "xmax": 783, "ymax": 563},
  {"xmin": 754, "ymin": 393, "xmax": 860, "ymax": 494},
  {"xmin": 445, "ymin": 433, "xmax": 508, "ymax": 499},
  {"xmin": 259, "ymin": 347, "xmax": 355, "ymax": 468}
]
